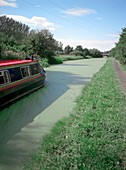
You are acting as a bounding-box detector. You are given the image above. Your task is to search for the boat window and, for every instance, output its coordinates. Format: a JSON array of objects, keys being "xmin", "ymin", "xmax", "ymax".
[
  {"xmin": 9, "ymin": 67, "xmax": 22, "ymax": 82},
  {"xmin": 0, "ymin": 70, "xmax": 11, "ymax": 85},
  {"xmin": 21, "ymin": 66, "xmax": 31, "ymax": 78},
  {"xmin": 30, "ymin": 63, "xmax": 41, "ymax": 75}
]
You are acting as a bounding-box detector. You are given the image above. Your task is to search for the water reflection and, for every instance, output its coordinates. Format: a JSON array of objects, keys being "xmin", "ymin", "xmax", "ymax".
[{"xmin": 0, "ymin": 70, "xmax": 90, "ymax": 144}]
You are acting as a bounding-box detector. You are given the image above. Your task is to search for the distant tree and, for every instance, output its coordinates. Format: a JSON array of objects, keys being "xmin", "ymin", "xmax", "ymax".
[
  {"xmin": 75, "ymin": 45, "xmax": 83, "ymax": 52},
  {"xmin": 64, "ymin": 45, "xmax": 73, "ymax": 54},
  {"xmin": 71, "ymin": 46, "xmax": 91, "ymax": 58},
  {"xmin": 54, "ymin": 41, "xmax": 63, "ymax": 54},
  {"xmin": 57, "ymin": 41, "xmax": 63, "ymax": 52},
  {"xmin": 89, "ymin": 48, "xmax": 102, "ymax": 58},
  {"xmin": 83, "ymin": 48, "xmax": 90, "ymax": 56},
  {"xmin": 70, "ymin": 50, "xmax": 84, "ymax": 56}
]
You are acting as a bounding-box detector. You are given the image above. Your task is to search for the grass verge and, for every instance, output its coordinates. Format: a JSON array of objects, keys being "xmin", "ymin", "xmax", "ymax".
[{"xmin": 25, "ymin": 59, "xmax": 126, "ymax": 170}]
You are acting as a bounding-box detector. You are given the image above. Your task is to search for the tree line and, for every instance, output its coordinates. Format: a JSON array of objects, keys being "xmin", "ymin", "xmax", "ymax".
[
  {"xmin": 109, "ymin": 28, "xmax": 126, "ymax": 64},
  {"xmin": 0, "ymin": 15, "xmax": 102, "ymax": 63},
  {"xmin": 63, "ymin": 45, "xmax": 102, "ymax": 58}
]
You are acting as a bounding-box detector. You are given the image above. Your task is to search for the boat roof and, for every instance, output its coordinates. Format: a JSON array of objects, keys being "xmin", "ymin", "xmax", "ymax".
[{"xmin": 0, "ymin": 59, "xmax": 37, "ymax": 67}]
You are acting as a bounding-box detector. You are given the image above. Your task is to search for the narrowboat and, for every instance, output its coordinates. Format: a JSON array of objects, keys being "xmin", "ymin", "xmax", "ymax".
[{"xmin": 0, "ymin": 59, "xmax": 46, "ymax": 108}]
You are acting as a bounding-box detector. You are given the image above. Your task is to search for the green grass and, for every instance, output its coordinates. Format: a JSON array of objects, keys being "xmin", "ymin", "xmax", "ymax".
[
  {"xmin": 59, "ymin": 55, "xmax": 84, "ymax": 61},
  {"xmin": 25, "ymin": 59, "xmax": 126, "ymax": 170}
]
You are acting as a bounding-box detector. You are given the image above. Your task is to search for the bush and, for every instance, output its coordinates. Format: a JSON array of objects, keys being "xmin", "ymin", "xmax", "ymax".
[
  {"xmin": 6, "ymin": 45, "xmax": 19, "ymax": 52},
  {"xmin": 70, "ymin": 50, "xmax": 84, "ymax": 57},
  {"xmin": 39, "ymin": 58, "xmax": 49, "ymax": 67},
  {"xmin": 48, "ymin": 56, "xmax": 63, "ymax": 64},
  {"xmin": 60, "ymin": 55, "xmax": 84, "ymax": 61},
  {"xmin": 84, "ymin": 55, "xmax": 92, "ymax": 59},
  {"xmin": 0, "ymin": 50, "xmax": 25, "ymax": 60}
]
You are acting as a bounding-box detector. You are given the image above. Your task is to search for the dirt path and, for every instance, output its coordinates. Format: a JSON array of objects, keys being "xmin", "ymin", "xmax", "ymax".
[
  {"xmin": 0, "ymin": 58, "xmax": 107, "ymax": 170},
  {"xmin": 113, "ymin": 60, "xmax": 126, "ymax": 95}
]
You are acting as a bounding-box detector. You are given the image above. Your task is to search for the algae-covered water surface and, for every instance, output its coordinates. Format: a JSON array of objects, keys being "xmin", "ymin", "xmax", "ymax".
[{"xmin": 0, "ymin": 58, "xmax": 106, "ymax": 170}]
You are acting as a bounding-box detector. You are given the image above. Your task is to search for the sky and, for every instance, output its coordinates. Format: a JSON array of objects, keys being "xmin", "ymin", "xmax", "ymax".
[{"xmin": 0, "ymin": 0, "xmax": 126, "ymax": 51}]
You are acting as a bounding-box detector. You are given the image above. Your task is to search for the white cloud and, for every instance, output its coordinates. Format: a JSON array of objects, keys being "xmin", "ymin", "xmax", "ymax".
[
  {"xmin": 0, "ymin": 0, "xmax": 17, "ymax": 7},
  {"xmin": 7, "ymin": 0, "xmax": 16, "ymax": 2},
  {"xmin": 3, "ymin": 14, "xmax": 56, "ymax": 30},
  {"xmin": 64, "ymin": 8, "xmax": 96, "ymax": 16},
  {"xmin": 106, "ymin": 34, "xmax": 120, "ymax": 38},
  {"xmin": 57, "ymin": 39, "xmax": 118, "ymax": 51}
]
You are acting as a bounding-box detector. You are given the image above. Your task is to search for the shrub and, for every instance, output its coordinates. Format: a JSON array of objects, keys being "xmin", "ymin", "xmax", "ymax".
[
  {"xmin": 60, "ymin": 55, "xmax": 84, "ymax": 61},
  {"xmin": 84, "ymin": 55, "xmax": 92, "ymax": 59},
  {"xmin": 0, "ymin": 50, "xmax": 25, "ymax": 60},
  {"xmin": 39, "ymin": 58, "xmax": 49, "ymax": 67},
  {"xmin": 48, "ymin": 56, "xmax": 63, "ymax": 64},
  {"xmin": 70, "ymin": 50, "xmax": 84, "ymax": 57},
  {"xmin": 6, "ymin": 45, "xmax": 19, "ymax": 52}
]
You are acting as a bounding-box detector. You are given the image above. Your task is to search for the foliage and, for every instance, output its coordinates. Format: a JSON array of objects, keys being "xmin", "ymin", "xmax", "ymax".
[
  {"xmin": 54, "ymin": 41, "xmax": 63, "ymax": 53},
  {"xmin": 65, "ymin": 46, "xmax": 102, "ymax": 58},
  {"xmin": 74, "ymin": 45, "xmax": 83, "ymax": 51},
  {"xmin": 48, "ymin": 56, "xmax": 63, "ymax": 64},
  {"xmin": 70, "ymin": 50, "xmax": 84, "ymax": 56},
  {"xmin": 110, "ymin": 28, "xmax": 126, "ymax": 64},
  {"xmin": 27, "ymin": 29, "xmax": 59, "ymax": 59},
  {"xmin": 0, "ymin": 15, "xmax": 102, "ymax": 64},
  {"xmin": 0, "ymin": 32, "xmax": 7, "ymax": 57},
  {"xmin": 39, "ymin": 58, "xmax": 49, "ymax": 68},
  {"xmin": 89, "ymin": 48, "xmax": 102, "ymax": 58},
  {"xmin": 64, "ymin": 45, "xmax": 73, "ymax": 54},
  {"xmin": 0, "ymin": 15, "xmax": 30, "ymax": 44},
  {"xmin": 25, "ymin": 59, "xmax": 126, "ymax": 170},
  {"xmin": 83, "ymin": 48, "xmax": 90, "ymax": 56},
  {"xmin": 84, "ymin": 55, "xmax": 92, "ymax": 59},
  {"xmin": 59, "ymin": 55, "xmax": 84, "ymax": 61},
  {"xmin": 0, "ymin": 50, "xmax": 25, "ymax": 60}
]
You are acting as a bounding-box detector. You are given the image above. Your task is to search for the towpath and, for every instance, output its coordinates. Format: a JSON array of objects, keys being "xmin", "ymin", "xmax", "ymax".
[{"xmin": 113, "ymin": 60, "xmax": 126, "ymax": 95}]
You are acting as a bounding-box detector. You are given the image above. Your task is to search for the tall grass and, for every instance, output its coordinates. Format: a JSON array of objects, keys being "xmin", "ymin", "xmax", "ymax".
[
  {"xmin": 59, "ymin": 55, "xmax": 84, "ymax": 61},
  {"xmin": 25, "ymin": 59, "xmax": 126, "ymax": 170}
]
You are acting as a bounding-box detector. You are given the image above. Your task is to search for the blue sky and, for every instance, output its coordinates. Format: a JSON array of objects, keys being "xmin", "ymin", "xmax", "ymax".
[{"xmin": 0, "ymin": 0, "xmax": 126, "ymax": 51}]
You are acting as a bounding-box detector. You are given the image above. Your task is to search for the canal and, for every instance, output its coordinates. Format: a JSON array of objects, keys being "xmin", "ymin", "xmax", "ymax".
[{"xmin": 0, "ymin": 58, "xmax": 107, "ymax": 170}]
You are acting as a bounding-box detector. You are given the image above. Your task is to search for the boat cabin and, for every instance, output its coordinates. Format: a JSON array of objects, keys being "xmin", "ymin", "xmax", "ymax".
[{"xmin": 0, "ymin": 59, "xmax": 46, "ymax": 108}]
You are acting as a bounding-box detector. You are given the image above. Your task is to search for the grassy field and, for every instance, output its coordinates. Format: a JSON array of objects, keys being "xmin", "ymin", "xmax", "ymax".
[{"xmin": 25, "ymin": 59, "xmax": 126, "ymax": 170}]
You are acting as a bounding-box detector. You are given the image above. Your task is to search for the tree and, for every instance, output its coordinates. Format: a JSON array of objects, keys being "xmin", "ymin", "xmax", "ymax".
[
  {"xmin": 75, "ymin": 45, "xmax": 83, "ymax": 52},
  {"xmin": 89, "ymin": 48, "xmax": 102, "ymax": 58},
  {"xmin": 55, "ymin": 41, "xmax": 63, "ymax": 52},
  {"xmin": 0, "ymin": 32, "xmax": 7, "ymax": 58},
  {"xmin": 110, "ymin": 28, "xmax": 126, "ymax": 64},
  {"xmin": 83, "ymin": 48, "xmax": 90, "ymax": 56},
  {"xmin": 28, "ymin": 29, "xmax": 59, "ymax": 59},
  {"xmin": 71, "ymin": 46, "xmax": 90, "ymax": 58},
  {"xmin": 0, "ymin": 15, "xmax": 30, "ymax": 44},
  {"xmin": 64, "ymin": 45, "xmax": 73, "ymax": 54}
]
